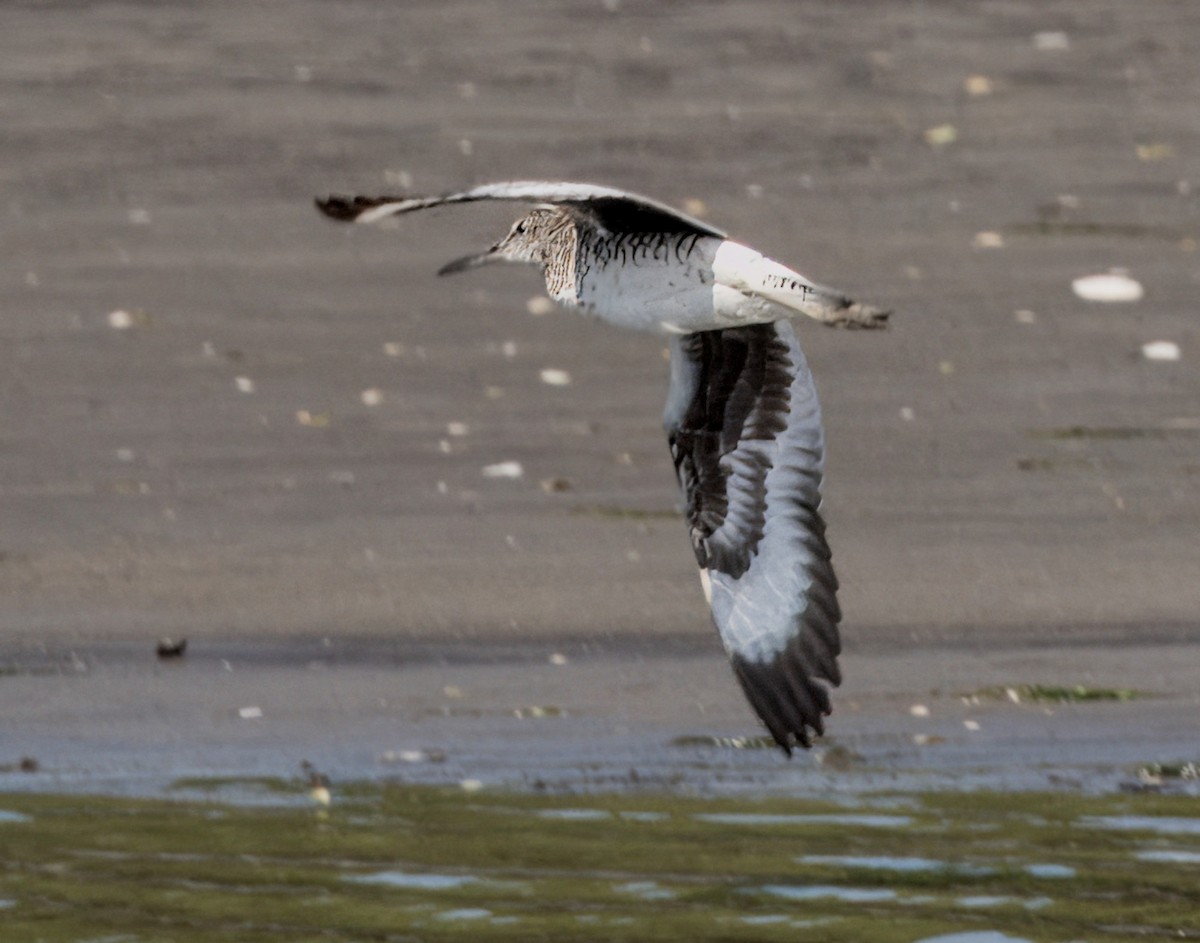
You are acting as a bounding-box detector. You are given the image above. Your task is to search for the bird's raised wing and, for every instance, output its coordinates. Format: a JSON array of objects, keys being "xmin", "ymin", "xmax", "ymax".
[
  {"xmin": 316, "ymin": 181, "xmax": 725, "ymax": 238},
  {"xmin": 664, "ymin": 320, "xmax": 840, "ymax": 753}
]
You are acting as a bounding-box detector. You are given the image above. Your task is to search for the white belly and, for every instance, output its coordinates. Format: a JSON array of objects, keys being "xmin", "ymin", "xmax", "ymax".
[{"xmin": 564, "ymin": 237, "xmax": 794, "ymax": 334}]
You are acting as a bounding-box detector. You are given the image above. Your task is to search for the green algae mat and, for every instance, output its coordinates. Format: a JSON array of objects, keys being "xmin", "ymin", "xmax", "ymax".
[{"xmin": 1, "ymin": 783, "xmax": 1198, "ymax": 942}]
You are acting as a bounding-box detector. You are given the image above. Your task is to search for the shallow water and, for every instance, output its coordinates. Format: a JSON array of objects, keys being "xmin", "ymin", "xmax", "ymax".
[
  {"xmin": 796, "ymin": 855, "xmax": 965, "ymax": 873},
  {"xmin": 435, "ymin": 907, "xmax": 493, "ymax": 921},
  {"xmin": 1023, "ymin": 863, "xmax": 1075, "ymax": 878},
  {"xmin": 1, "ymin": 782, "xmax": 1199, "ymax": 941},
  {"xmin": 1079, "ymin": 814, "xmax": 1200, "ymax": 835},
  {"xmin": 536, "ymin": 807, "xmax": 613, "ymax": 821},
  {"xmin": 1135, "ymin": 849, "xmax": 1200, "ymax": 864},
  {"xmin": 760, "ymin": 883, "xmax": 899, "ymax": 902},
  {"xmin": 913, "ymin": 934, "xmax": 1034, "ymax": 943},
  {"xmin": 346, "ymin": 870, "xmax": 481, "ymax": 890},
  {"xmin": 695, "ymin": 812, "xmax": 915, "ymax": 828}
]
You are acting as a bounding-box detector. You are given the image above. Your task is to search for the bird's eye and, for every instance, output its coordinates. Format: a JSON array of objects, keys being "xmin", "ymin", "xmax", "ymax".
[{"xmin": 514, "ymin": 222, "xmax": 526, "ymax": 235}]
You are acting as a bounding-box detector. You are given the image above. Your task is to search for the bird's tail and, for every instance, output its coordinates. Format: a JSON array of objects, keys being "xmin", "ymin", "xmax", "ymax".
[
  {"xmin": 821, "ymin": 298, "xmax": 891, "ymax": 330},
  {"xmin": 762, "ymin": 281, "xmax": 891, "ymax": 330},
  {"xmin": 714, "ymin": 242, "xmax": 891, "ymax": 330}
]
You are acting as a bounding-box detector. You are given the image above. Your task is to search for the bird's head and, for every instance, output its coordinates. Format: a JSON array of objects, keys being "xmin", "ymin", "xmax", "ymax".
[{"xmin": 438, "ymin": 207, "xmax": 569, "ymax": 276}]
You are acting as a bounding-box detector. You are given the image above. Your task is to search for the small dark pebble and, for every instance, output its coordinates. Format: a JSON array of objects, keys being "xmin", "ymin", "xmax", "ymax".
[{"xmin": 156, "ymin": 637, "xmax": 187, "ymax": 659}]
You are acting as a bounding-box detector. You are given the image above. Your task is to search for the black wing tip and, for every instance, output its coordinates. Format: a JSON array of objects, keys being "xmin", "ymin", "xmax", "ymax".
[
  {"xmin": 314, "ymin": 194, "xmax": 402, "ymax": 222},
  {"xmin": 314, "ymin": 194, "xmax": 361, "ymax": 222},
  {"xmin": 731, "ymin": 643, "xmax": 839, "ymax": 756}
]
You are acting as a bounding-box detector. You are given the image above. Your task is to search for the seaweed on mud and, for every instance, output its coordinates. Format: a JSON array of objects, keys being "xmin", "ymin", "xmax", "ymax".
[{"xmin": 968, "ymin": 684, "xmax": 1141, "ymax": 704}]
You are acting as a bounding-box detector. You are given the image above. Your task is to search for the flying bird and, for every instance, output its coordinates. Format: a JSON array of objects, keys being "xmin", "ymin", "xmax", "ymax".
[{"xmin": 315, "ymin": 181, "xmax": 889, "ymax": 754}]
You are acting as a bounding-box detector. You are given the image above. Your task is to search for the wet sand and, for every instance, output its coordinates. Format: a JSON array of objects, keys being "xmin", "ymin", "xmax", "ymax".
[
  {"xmin": 3, "ymin": 635, "xmax": 1200, "ymax": 797},
  {"xmin": 1, "ymin": 1, "xmax": 1198, "ymax": 794}
]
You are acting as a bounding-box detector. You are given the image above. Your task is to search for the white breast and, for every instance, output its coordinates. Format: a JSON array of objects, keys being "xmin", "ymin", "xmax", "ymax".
[{"xmin": 568, "ymin": 237, "xmax": 797, "ymax": 334}]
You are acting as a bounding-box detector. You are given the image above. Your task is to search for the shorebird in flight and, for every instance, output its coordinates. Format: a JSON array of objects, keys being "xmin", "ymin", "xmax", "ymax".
[{"xmin": 316, "ymin": 182, "xmax": 889, "ymax": 754}]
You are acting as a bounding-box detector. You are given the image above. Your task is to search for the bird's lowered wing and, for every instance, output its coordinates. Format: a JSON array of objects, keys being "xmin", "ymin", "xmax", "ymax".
[
  {"xmin": 664, "ymin": 320, "xmax": 841, "ymax": 753},
  {"xmin": 316, "ymin": 181, "xmax": 725, "ymax": 239}
]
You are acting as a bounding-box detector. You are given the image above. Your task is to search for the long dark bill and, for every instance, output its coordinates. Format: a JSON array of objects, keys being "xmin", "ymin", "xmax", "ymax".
[{"xmin": 437, "ymin": 250, "xmax": 501, "ymax": 276}]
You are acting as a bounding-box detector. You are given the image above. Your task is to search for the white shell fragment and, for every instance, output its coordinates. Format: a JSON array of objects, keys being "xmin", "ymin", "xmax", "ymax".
[
  {"xmin": 360, "ymin": 387, "xmax": 383, "ymax": 406},
  {"xmin": 296, "ymin": 410, "xmax": 330, "ymax": 427},
  {"xmin": 1136, "ymin": 143, "xmax": 1175, "ymax": 162},
  {"xmin": 234, "ymin": 376, "xmax": 256, "ymax": 394},
  {"xmin": 378, "ymin": 749, "xmax": 428, "ymax": 764},
  {"xmin": 909, "ymin": 704, "xmax": 931, "ymax": 718},
  {"xmin": 526, "ymin": 296, "xmax": 556, "ymax": 316},
  {"xmin": 1142, "ymin": 341, "xmax": 1180, "ymax": 362},
  {"xmin": 1071, "ymin": 272, "xmax": 1144, "ymax": 303},
  {"xmin": 383, "ymin": 169, "xmax": 413, "ymax": 189},
  {"xmin": 238, "ymin": 706, "xmax": 263, "ymax": 720},
  {"xmin": 309, "ymin": 783, "xmax": 331, "ymax": 807},
  {"xmin": 972, "ymin": 231, "xmax": 1005, "ymax": 249},
  {"xmin": 1033, "ymin": 31, "xmax": 1070, "ymax": 51},
  {"xmin": 539, "ymin": 368, "xmax": 572, "ymax": 386},
  {"xmin": 924, "ymin": 124, "xmax": 958, "ymax": 147},
  {"xmin": 481, "ymin": 461, "xmax": 524, "ymax": 479},
  {"xmin": 107, "ymin": 309, "xmax": 135, "ymax": 330},
  {"xmin": 964, "ymin": 74, "xmax": 993, "ymax": 96}
]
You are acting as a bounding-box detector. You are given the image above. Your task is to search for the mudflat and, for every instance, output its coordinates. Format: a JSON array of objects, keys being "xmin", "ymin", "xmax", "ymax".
[{"xmin": 1, "ymin": 1, "xmax": 1197, "ymax": 792}]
